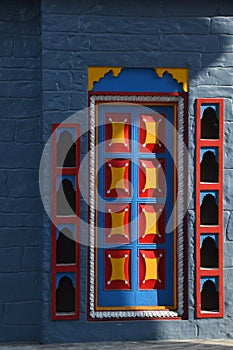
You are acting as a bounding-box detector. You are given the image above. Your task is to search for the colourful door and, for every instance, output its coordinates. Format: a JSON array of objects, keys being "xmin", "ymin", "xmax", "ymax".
[{"xmin": 94, "ymin": 101, "xmax": 178, "ymax": 314}]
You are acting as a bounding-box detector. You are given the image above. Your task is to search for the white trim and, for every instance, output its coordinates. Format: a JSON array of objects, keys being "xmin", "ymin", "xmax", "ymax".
[
  {"xmin": 90, "ymin": 310, "xmax": 179, "ymax": 319},
  {"xmin": 89, "ymin": 94, "xmax": 185, "ymax": 319},
  {"xmin": 177, "ymin": 96, "xmax": 185, "ymax": 316}
]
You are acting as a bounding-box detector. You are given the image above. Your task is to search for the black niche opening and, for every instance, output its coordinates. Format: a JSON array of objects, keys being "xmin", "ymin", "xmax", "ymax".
[
  {"xmin": 200, "ymin": 194, "xmax": 218, "ymax": 226},
  {"xmin": 201, "ymin": 236, "xmax": 218, "ymax": 268},
  {"xmin": 57, "ymin": 131, "xmax": 76, "ymax": 167},
  {"xmin": 201, "ymin": 280, "xmax": 219, "ymax": 312},
  {"xmin": 201, "ymin": 151, "xmax": 218, "ymax": 183},
  {"xmin": 56, "ymin": 276, "xmax": 75, "ymax": 313},
  {"xmin": 57, "ymin": 179, "xmax": 76, "ymax": 216},
  {"xmin": 201, "ymin": 107, "xmax": 219, "ymax": 139},
  {"xmin": 56, "ymin": 228, "xmax": 76, "ymax": 264}
]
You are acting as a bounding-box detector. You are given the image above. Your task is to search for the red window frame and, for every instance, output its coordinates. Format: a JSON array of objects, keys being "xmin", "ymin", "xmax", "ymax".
[
  {"xmin": 52, "ymin": 123, "xmax": 80, "ymax": 320},
  {"xmin": 196, "ymin": 99, "xmax": 224, "ymax": 318}
]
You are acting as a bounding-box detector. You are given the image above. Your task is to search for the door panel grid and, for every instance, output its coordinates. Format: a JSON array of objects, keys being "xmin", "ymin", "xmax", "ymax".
[{"xmin": 96, "ymin": 104, "xmax": 176, "ymax": 310}]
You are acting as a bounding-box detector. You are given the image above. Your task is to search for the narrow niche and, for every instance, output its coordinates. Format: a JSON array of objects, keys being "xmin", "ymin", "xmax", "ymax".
[
  {"xmin": 200, "ymin": 193, "xmax": 218, "ymax": 226},
  {"xmin": 56, "ymin": 275, "xmax": 75, "ymax": 313},
  {"xmin": 201, "ymin": 279, "xmax": 219, "ymax": 312},
  {"xmin": 200, "ymin": 149, "xmax": 218, "ymax": 183},
  {"xmin": 200, "ymin": 235, "xmax": 218, "ymax": 268},
  {"xmin": 201, "ymin": 106, "xmax": 219, "ymax": 139},
  {"xmin": 56, "ymin": 227, "xmax": 76, "ymax": 264},
  {"xmin": 57, "ymin": 177, "xmax": 76, "ymax": 216},
  {"xmin": 57, "ymin": 130, "xmax": 76, "ymax": 167}
]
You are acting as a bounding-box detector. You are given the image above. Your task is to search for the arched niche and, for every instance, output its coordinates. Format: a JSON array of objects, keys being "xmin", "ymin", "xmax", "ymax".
[
  {"xmin": 201, "ymin": 279, "xmax": 219, "ymax": 312},
  {"xmin": 200, "ymin": 150, "xmax": 218, "ymax": 183},
  {"xmin": 200, "ymin": 193, "xmax": 218, "ymax": 226},
  {"xmin": 57, "ymin": 130, "xmax": 76, "ymax": 167},
  {"xmin": 56, "ymin": 227, "xmax": 76, "ymax": 264},
  {"xmin": 200, "ymin": 236, "xmax": 218, "ymax": 268},
  {"xmin": 57, "ymin": 178, "xmax": 76, "ymax": 216},
  {"xmin": 201, "ymin": 106, "xmax": 219, "ymax": 139},
  {"xmin": 56, "ymin": 275, "xmax": 75, "ymax": 313}
]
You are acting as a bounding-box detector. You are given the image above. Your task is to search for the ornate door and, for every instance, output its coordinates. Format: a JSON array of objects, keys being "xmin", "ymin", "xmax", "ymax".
[{"xmin": 89, "ymin": 95, "xmax": 185, "ymax": 319}]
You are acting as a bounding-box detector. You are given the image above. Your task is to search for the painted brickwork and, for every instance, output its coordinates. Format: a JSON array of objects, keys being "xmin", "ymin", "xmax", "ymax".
[
  {"xmin": 1, "ymin": 0, "xmax": 233, "ymax": 344},
  {"xmin": 40, "ymin": 0, "xmax": 233, "ymax": 343},
  {"xmin": 0, "ymin": 0, "xmax": 42, "ymax": 342}
]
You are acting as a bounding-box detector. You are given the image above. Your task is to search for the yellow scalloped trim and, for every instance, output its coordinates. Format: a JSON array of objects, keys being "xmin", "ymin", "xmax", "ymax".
[
  {"xmin": 88, "ymin": 67, "xmax": 122, "ymax": 91},
  {"xmin": 88, "ymin": 67, "xmax": 188, "ymax": 92},
  {"xmin": 155, "ymin": 68, "xmax": 188, "ymax": 92}
]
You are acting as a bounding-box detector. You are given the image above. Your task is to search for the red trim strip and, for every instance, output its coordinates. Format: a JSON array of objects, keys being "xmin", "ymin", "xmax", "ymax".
[
  {"xmin": 52, "ymin": 123, "xmax": 80, "ymax": 321},
  {"xmin": 196, "ymin": 98, "xmax": 224, "ymax": 318}
]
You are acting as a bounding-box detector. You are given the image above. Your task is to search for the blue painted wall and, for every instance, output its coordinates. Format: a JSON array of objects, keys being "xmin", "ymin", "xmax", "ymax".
[
  {"xmin": 1, "ymin": 0, "xmax": 233, "ymax": 343},
  {"xmin": 0, "ymin": 0, "xmax": 42, "ymax": 342}
]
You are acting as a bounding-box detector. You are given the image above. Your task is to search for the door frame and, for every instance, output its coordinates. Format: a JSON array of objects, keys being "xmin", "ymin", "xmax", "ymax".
[{"xmin": 88, "ymin": 92, "xmax": 188, "ymax": 320}]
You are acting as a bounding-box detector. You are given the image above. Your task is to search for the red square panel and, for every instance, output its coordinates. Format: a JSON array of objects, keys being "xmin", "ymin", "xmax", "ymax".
[
  {"xmin": 139, "ymin": 249, "xmax": 165, "ymax": 290},
  {"xmin": 139, "ymin": 113, "xmax": 165, "ymax": 153},
  {"xmin": 105, "ymin": 203, "xmax": 130, "ymax": 244},
  {"xmin": 138, "ymin": 158, "xmax": 165, "ymax": 198},
  {"xmin": 104, "ymin": 158, "xmax": 131, "ymax": 198},
  {"xmin": 104, "ymin": 249, "xmax": 131, "ymax": 290},
  {"xmin": 105, "ymin": 113, "xmax": 131, "ymax": 153},
  {"xmin": 138, "ymin": 204, "xmax": 165, "ymax": 244}
]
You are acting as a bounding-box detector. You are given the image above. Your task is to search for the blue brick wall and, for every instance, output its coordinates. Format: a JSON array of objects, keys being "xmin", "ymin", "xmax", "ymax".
[
  {"xmin": 2, "ymin": 0, "xmax": 233, "ymax": 344},
  {"xmin": 0, "ymin": 0, "xmax": 42, "ymax": 342},
  {"xmin": 40, "ymin": 0, "xmax": 233, "ymax": 343}
]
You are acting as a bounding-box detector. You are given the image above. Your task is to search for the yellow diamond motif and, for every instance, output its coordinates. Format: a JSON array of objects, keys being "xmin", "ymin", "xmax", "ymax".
[
  {"xmin": 109, "ymin": 256, "xmax": 127, "ymax": 283},
  {"xmin": 143, "ymin": 167, "xmax": 158, "ymax": 192},
  {"xmin": 144, "ymin": 256, "xmax": 160, "ymax": 282},
  {"xmin": 110, "ymin": 211, "xmax": 126, "ymax": 237},
  {"xmin": 109, "ymin": 166, "xmax": 127, "ymax": 191},
  {"xmin": 110, "ymin": 121, "xmax": 126, "ymax": 145},
  {"xmin": 144, "ymin": 211, "xmax": 158, "ymax": 236},
  {"xmin": 144, "ymin": 120, "xmax": 158, "ymax": 145}
]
